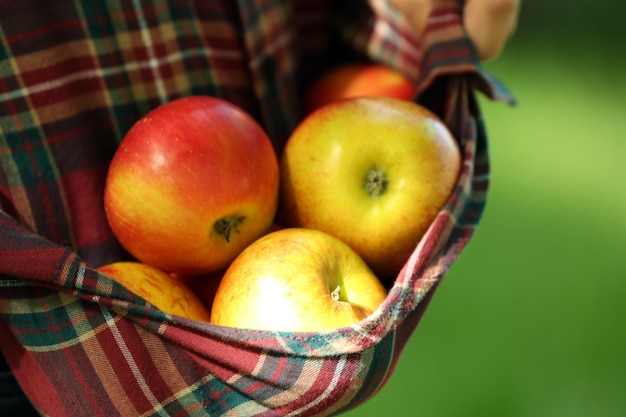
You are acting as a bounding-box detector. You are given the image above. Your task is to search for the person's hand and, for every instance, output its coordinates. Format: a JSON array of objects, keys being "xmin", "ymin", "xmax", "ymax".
[{"xmin": 389, "ymin": 0, "xmax": 520, "ymax": 60}]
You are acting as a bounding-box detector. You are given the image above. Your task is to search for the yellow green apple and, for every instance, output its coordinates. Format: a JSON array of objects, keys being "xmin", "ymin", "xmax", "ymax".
[
  {"xmin": 210, "ymin": 228, "xmax": 388, "ymax": 332},
  {"xmin": 279, "ymin": 96, "xmax": 461, "ymax": 279}
]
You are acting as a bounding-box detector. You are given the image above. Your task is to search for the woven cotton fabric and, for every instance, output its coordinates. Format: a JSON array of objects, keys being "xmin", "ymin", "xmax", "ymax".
[{"xmin": 0, "ymin": 0, "xmax": 514, "ymax": 416}]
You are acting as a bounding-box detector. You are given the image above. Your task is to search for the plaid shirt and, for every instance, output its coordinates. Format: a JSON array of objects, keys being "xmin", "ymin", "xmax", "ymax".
[{"xmin": 0, "ymin": 0, "xmax": 513, "ymax": 416}]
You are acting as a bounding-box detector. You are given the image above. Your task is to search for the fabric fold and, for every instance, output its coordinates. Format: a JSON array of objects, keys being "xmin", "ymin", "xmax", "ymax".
[{"xmin": 0, "ymin": 1, "xmax": 513, "ymax": 415}]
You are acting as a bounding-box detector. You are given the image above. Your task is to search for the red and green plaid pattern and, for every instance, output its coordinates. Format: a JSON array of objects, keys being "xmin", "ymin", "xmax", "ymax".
[{"xmin": 0, "ymin": 0, "xmax": 514, "ymax": 415}]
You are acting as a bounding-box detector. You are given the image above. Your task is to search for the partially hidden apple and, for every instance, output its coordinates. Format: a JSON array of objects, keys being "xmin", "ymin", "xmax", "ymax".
[
  {"xmin": 279, "ymin": 96, "xmax": 461, "ymax": 279},
  {"xmin": 104, "ymin": 96, "xmax": 279, "ymax": 275},
  {"xmin": 97, "ymin": 261, "xmax": 211, "ymax": 322},
  {"xmin": 303, "ymin": 62, "xmax": 416, "ymax": 114},
  {"xmin": 210, "ymin": 228, "xmax": 388, "ymax": 332}
]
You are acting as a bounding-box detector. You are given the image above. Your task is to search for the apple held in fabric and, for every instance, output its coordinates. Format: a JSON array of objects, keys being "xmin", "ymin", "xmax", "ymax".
[
  {"xmin": 104, "ymin": 96, "xmax": 279, "ymax": 276},
  {"xmin": 279, "ymin": 96, "xmax": 461, "ymax": 279},
  {"xmin": 97, "ymin": 261, "xmax": 211, "ymax": 322},
  {"xmin": 210, "ymin": 228, "xmax": 388, "ymax": 332},
  {"xmin": 303, "ymin": 62, "xmax": 416, "ymax": 114}
]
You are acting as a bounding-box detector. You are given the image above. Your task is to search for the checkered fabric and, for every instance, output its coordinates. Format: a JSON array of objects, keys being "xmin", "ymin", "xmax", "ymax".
[{"xmin": 0, "ymin": 0, "xmax": 514, "ymax": 416}]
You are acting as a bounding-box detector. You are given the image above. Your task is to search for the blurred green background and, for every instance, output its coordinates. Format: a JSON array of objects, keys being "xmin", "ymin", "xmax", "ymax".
[{"xmin": 348, "ymin": 1, "xmax": 626, "ymax": 416}]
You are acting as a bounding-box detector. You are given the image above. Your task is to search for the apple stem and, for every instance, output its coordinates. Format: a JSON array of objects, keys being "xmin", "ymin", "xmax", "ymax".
[
  {"xmin": 212, "ymin": 215, "xmax": 246, "ymax": 243},
  {"xmin": 331, "ymin": 285, "xmax": 341, "ymax": 301},
  {"xmin": 365, "ymin": 167, "xmax": 388, "ymax": 198}
]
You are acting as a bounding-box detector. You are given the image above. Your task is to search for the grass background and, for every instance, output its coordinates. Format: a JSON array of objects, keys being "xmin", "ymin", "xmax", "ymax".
[{"xmin": 346, "ymin": 1, "xmax": 626, "ymax": 416}]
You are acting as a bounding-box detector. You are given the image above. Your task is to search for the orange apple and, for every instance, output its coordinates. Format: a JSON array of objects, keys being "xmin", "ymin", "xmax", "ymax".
[
  {"xmin": 279, "ymin": 96, "xmax": 461, "ymax": 279},
  {"xmin": 303, "ymin": 62, "xmax": 416, "ymax": 114},
  {"xmin": 210, "ymin": 228, "xmax": 388, "ymax": 332},
  {"xmin": 104, "ymin": 96, "xmax": 279, "ymax": 276},
  {"xmin": 97, "ymin": 261, "xmax": 211, "ymax": 322}
]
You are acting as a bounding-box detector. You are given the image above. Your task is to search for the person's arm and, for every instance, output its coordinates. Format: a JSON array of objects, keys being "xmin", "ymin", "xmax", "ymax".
[{"xmin": 389, "ymin": 0, "xmax": 521, "ymax": 60}]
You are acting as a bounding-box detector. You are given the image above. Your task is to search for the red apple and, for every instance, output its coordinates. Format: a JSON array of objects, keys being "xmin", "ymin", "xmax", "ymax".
[
  {"xmin": 303, "ymin": 63, "xmax": 416, "ymax": 114},
  {"xmin": 97, "ymin": 261, "xmax": 211, "ymax": 322},
  {"xmin": 279, "ymin": 97, "xmax": 461, "ymax": 279},
  {"xmin": 104, "ymin": 96, "xmax": 279, "ymax": 276},
  {"xmin": 210, "ymin": 228, "xmax": 388, "ymax": 332}
]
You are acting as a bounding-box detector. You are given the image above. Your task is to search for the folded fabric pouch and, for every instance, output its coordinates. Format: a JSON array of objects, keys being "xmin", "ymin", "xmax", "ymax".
[{"xmin": 0, "ymin": 1, "xmax": 514, "ymax": 415}]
